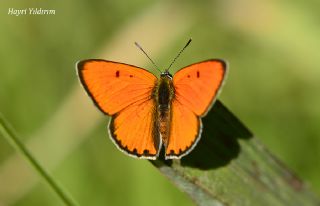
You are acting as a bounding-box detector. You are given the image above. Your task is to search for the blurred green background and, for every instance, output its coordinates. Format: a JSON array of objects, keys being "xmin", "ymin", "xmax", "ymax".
[{"xmin": 1, "ymin": 0, "xmax": 320, "ymax": 205}]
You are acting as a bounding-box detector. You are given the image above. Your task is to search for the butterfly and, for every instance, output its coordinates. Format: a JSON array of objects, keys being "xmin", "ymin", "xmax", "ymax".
[{"xmin": 76, "ymin": 39, "xmax": 227, "ymax": 160}]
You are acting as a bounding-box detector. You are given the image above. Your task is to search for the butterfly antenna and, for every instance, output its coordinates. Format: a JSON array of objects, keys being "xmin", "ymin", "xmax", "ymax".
[
  {"xmin": 166, "ymin": 38, "xmax": 192, "ymax": 72},
  {"xmin": 134, "ymin": 42, "xmax": 162, "ymax": 73}
]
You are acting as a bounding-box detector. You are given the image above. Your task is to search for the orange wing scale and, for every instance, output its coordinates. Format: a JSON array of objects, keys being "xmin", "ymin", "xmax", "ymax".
[{"xmin": 166, "ymin": 60, "xmax": 227, "ymax": 158}]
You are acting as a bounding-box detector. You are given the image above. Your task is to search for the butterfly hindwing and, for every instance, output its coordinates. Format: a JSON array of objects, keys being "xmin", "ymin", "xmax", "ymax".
[
  {"xmin": 165, "ymin": 99, "xmax": 201, "ymax": 159},
  {"xmin": 109, "ymin": 98, "xmax": 161, "ymax": 159}
]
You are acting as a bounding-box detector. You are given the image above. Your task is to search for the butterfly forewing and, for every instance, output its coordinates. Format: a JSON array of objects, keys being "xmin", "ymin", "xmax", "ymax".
[
  {"xmin": 173, "ymin": 60, "xmax": 227, "ymax": 116},
  {"xmin": 77, "ymin": 59, "xmax": 157, "ymax": 115}
]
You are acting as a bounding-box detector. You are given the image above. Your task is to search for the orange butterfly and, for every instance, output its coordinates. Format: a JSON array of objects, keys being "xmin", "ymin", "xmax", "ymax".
[{"xmin": 77, "ymin": 40, "xmax": 227, "ymax": 159}]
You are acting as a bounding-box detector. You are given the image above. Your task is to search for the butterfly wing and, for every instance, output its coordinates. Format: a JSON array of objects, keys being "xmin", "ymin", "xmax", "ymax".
[
  {"xmin": 166, "ymin": 60, "xmax": 227, "ymax": 158},
  {"xmin": 173, "ymin": 60, "xmax": 227, "ymax": 116},
  {"xmin": 165, "ymin": 99, "xmax": 201, "ymax": 158},
  {"xmin": 109, "ymin": 98, "xmax": 160, "ymax": 159},
  {"xmin": 77, "ymin": 59, "xmax": 157, "ymax": 115},
  {"xmin": 77, "ymin": 59, "xmax": 160, "ymax": 159}
]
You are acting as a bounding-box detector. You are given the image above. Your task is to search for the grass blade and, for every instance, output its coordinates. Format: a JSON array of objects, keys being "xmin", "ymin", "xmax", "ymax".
[{"xmin": 0, "ymin": 113, "xmax": 79, "ymax": 206}]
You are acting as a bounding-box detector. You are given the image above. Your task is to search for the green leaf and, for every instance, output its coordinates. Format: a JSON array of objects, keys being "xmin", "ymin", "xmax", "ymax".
[{"xmin": 151, "ymin": 101, "xmax": 320, "ymax": 206}]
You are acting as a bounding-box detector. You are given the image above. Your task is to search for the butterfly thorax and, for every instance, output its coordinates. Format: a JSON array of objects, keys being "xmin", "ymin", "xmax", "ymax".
[{"xmin": 155, "ymin": 73, "xmax": 174, "ymax": 147}]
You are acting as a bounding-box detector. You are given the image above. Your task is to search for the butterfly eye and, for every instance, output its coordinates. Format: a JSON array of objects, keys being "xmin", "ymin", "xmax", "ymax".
[{"xmin": 161, "ymin": 72, "xmax": 173, "ymax": 79}]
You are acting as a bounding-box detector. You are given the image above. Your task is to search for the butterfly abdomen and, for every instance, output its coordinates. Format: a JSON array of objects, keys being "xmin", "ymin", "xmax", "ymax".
[{"xmin": 156, "ymin": 74, "xmax": 174, "ymax": 146}]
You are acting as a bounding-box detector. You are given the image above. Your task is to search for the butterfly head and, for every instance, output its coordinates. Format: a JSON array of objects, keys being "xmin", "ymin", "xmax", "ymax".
[{"xmin": 160, "ymin": 71, "xmax": 173, "ymax": 80}]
